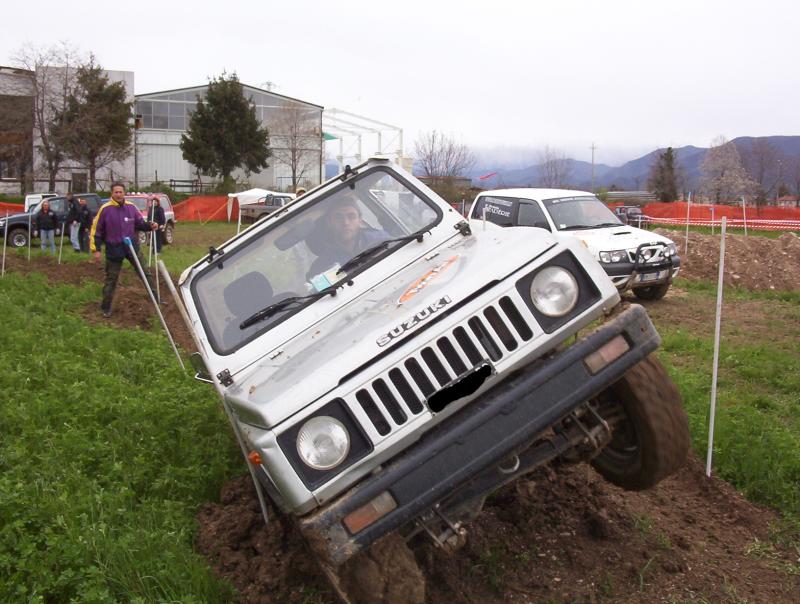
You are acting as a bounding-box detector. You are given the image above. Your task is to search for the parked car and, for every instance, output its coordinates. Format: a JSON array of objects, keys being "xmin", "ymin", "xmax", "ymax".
[
  {"xmin": 180, "ymin": 157, "xmax": 689, "ymax": 601},
  {"xmin": 0, "ymin": 194, "xmax": 102, "ymax": 248},
  {"xmin": 614, "ymin": 205, "xmax": 651, "ymax": 228},
  {"xmin": 23, "ymin": 192, "xmax": 58, "ymax": 212},
  {"xmin": 239, "ymin": 192, "xmax": 295, "ymax": 224},
  {"xmin": 469, "ymin": 189, "xmax": 680, "ymax": 300},
  {"xmin": 124, "ymin": 193, "xmax": 176, "ymax": 245}
]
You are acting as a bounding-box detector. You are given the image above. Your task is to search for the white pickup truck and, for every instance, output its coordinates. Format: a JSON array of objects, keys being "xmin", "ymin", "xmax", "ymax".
[{"xmin": 180, "ymin": 158, "xmax": 689, "ymax": 603}]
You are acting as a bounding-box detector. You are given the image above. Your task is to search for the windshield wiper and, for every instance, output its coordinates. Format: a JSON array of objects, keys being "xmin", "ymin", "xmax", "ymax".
[
  {"xmin": 240, "ymin": 286, "xmax": 338, "ymax": 329},
  {"xmin": 560, "ymin": 224, "xmax": 598, "ymax": 231},
  {"xmin": 336, "ymin": 228, "xmax": 428, "ymax": 275}
]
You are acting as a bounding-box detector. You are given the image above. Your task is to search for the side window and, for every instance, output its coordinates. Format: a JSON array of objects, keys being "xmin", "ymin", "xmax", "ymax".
[
  {"xmin": 470, "ymin": 196, "xmax": 514, "ymax": 227},
  {"xmin": 160, "ymin": 196, "xmax": 172, "ymax": 211},
  {"xmin": 517, "ymin": 202, "xmax": 550, "ymax": 230}
]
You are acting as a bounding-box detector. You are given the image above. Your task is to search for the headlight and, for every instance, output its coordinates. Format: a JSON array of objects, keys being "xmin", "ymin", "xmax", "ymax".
[
  {"xmin": 598, "ymin": 249, "xmax": 628, "ymax": 263},
  {"xmin": 664, "ymin": 243, "xmax": 678, "ymax": 257},
  {"xmin": 296, "ymin": 416, "xmax": 350, "ymax": 470},
  {"xmin": 530, "ymin": 267, "xmax": 579, "ymax": 317}
]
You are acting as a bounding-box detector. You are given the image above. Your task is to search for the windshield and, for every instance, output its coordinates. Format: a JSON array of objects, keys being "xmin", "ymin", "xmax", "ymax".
[
  {"xmin": 542, "ymin": 196, "xmax": 622, "ymax": 231},
  {"xmin": 192, "ymin": 167, "xmax": 440, "ymax": 354}
]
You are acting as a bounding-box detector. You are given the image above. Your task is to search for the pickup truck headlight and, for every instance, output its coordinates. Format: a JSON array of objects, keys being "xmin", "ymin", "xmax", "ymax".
[
  {"xmin": 598, "ymin": 249, "xmax": 628, "ymax": 263},
  {"xmin": 664, "ymin": 243, "xmax": 678, "ymax": 257},
  {"xmin": 529, "ymin": 266, "xmax": 579, "ymax": 317},
  {"xmin": 296, "ymin": 416, "xmax": 351, "ymax": 470}
]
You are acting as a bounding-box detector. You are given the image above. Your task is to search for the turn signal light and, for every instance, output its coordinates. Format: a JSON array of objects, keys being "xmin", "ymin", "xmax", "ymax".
[
  {"xmin": 584, "ymin": 335, "xmax": 630, "ymax": 375},
  {"xmin": 247, "ymin": 450, "xmax": 263, "ymax": 465},
  {"xmin": 343, "ymin": 491, "xmax": 397, "ymax": 534}
]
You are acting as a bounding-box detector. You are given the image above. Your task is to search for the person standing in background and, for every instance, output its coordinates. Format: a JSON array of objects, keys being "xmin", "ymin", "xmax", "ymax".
[
  {"xmin": 34, "ymin": 200, "xmax": 59, "ymax": 255},
  {"xmin": 66, "ymin": 192, "xmax": 82, "ymax": 252}
]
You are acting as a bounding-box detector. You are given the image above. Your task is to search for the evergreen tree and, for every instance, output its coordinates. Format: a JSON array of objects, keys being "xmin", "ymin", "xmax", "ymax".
[
  {"xmin": 180, "ymin": 73, "xmax": 270, "ymax": 187},
  {"xmin": 55, "ymin": 57, "xmax": 132, "ymax": 191},
  {"xmin": 647, "ymin": 147, "xmax": 678, "ymax": 202}
]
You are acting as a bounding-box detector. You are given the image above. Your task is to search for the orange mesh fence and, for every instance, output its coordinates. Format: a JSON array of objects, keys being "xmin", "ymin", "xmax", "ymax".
[
  {"xmin": 172, "ymin": 196, "xmax": 233, "ymax": 222},
  {"xmin": 0, "ymin": 202, "xmax": 24, "ymax": 215},
  {"xmin": 642, "ymin": 202, "xmax": 800, "ymax": 221}
]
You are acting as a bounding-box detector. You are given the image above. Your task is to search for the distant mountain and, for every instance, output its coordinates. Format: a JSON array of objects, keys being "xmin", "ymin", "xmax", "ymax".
[{"xmin": 467, "ymin": 135, "xmax": 800, "ymax": 191}]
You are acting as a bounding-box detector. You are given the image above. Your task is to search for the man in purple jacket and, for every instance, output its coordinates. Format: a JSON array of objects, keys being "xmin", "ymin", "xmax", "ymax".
[{"xmin": 90, "ymin": 182, "xmax": 158, "ymax": 317}]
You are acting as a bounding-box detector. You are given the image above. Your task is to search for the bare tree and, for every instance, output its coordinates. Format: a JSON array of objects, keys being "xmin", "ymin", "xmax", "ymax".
[
  {"xmin": 270, "ymin": 102, "xmax": 320, "ymax": 192},
  {"xmin": 699, "ymin": 136, "xmax": 755, "ymax": 203},
  {"xmin": 414, "ymin": 130, "xmax": 475, "ymax": 178},
  {"xmin": 11, "ymin": 42, "xmax": 85, "ymax": 190},
  {"xmin": 790, "ymin": 157, "xmax": 800, "ymax": 208},
  {"xmin": 537, "ymin": 145, "xmax": 572, "ymax": 188},
  {"xmin": 740, "ymin": 138, "xmax": 785, "ymax": 207}
]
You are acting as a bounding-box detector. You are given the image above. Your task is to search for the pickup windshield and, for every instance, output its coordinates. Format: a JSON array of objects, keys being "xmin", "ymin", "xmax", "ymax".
[
  {"xmin": 543, "ymin": 196, "xmax": 622, "ymax": 231},
  {"xmin": 192, "ymin": 167, "xmax": 440, "ymax": 354}
]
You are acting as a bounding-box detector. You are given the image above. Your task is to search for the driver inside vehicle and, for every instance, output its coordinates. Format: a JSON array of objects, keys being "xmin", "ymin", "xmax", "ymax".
[{"xmin": 306, "ymin": 194, "xmax": 389, "ymax": 278}]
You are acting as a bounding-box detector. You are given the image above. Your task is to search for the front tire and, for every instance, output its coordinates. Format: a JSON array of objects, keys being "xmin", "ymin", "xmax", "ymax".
[
  {"xmin": 164, "ymin": 224, "xmax": 174, "ymax": 245},
  {"xmin": 9, "ymin": 228, "xmax": 29, "ymax": 249},
  {"xmin": 591, "ymin": 355, "xmax": 690, "ymax": 490},
  {"xmin": 633, "ymin": 281, "xmax": 670, "ymax": 301}
]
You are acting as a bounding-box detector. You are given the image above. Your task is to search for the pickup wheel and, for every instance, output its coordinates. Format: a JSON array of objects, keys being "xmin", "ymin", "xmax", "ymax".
[
  {"xmin": 164, "ymin": 224, "xmax": 174, "ymax": 245},
  {"xmin": 591, "ymin": 355, "xmax": 690, "ymax": 490},
  {"xmin": 633, "ymin": 282, "xmax": 670, "ymax": 301},
  {"xmin": 336, "ymin": 533, "xmax": 426, "ymax": 604},
  {"xmin": 9, "ymin": 228, "xmax": 29, "ymax": 249}
]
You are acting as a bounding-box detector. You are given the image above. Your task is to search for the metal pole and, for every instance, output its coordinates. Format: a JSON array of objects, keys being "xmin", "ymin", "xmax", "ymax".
[
  {"xmin": 27, "ymin": 212, "xmax": 32, "ymax": 261},
  {"xmin": 683, "ymin": 194, "xmax": 692, "ymax": 257},
  {"xmin": 706, "ymin": 217, "xmax": 727, "ymax": 478},
  {"xmin": 711, "ymin": 207, "xmax": 715, "ymax": 236},
  {"xmin": 1, "ymin": 211, "xmax": 8, "ymax": 277},
  {"xmin": 123, "ymin": 237, "xmax": 184, "ymax": 370},
  {"xmin": 741, "ymin": 197, "xmax": 748, "ymax": 237},
  {"xmin": 156, "ymin": 258, "xmax": 272, "ymax": 528},
  {"xmin": 58, "ymin": 223, "xmax": 65, "ymax": 264}
]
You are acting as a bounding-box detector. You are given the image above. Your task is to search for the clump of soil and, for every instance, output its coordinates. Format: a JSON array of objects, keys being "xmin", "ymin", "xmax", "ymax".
[
  {"xmin": 196, "ymin": 455, "xmax": 800, "ymax": 603},
  {"xmin": 657, "ymin": 228, "xmax": 800, "ymax": 291}
]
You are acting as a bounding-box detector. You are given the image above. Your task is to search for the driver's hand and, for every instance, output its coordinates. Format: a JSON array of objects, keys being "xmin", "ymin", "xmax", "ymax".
[{"xmin": 93, "ymin": 251, "xmax": 101, "ymax": 263}]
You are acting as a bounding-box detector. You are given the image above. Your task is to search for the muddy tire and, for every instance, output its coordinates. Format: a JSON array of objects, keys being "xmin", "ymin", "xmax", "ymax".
[
  {"xmin": 633, "ymin": 282, "xmax": 670, "ymax": 301},
  {"xmin": 336, "ymin": 533, "xmax": 426, "ymax": 604},
  {"xmin": 591, "ymin": 355, "xmax": 690, "ymax": 490},
  {"xmin": 164, "ymin": 224, "xmax": 174, "ymax": 245}
]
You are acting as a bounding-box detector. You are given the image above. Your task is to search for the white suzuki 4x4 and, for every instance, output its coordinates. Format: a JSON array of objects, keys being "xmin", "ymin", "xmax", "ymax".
[
  {"xmin": 470, "ymin": 189, "xmax": 681, "ymax": 300},
  {"xmin": 179, "ymin": 158, "xmax": 689, "ymax": 603}
]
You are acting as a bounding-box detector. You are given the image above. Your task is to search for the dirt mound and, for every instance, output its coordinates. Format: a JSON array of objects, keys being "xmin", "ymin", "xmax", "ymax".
[
  {"xmin": 657, "ymin": 228, "xmax": 800, "ymax": 291},
  {"xmin": 196, "ymin": 455, "xmax": 799, "ymax": 603}
]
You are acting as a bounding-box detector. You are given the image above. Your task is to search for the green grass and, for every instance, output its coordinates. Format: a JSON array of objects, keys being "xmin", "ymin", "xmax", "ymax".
[
  {"xmin": 653, "ymin": 284, "xmax": 800, "ymax": 516},
  {"xmin": 0, "ymin": 272, "xmax": 241, "ymax": 602}
]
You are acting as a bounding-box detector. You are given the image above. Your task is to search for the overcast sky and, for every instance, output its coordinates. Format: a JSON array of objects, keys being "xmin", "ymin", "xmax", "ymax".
[{"xmin": 2, "ymin": 0, "xmax": 798, "ymax": 166}]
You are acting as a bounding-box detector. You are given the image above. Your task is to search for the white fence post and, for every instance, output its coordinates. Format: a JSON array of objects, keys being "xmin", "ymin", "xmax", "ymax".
[
  {"xmin": 706, "ymin": 217, "xmax": 727, "ymax": 478},
  {"xmin": 741, "ymin": 197, "xmax": 748, "ymax": 237},
  {"xmin": 684, "ymin": 195, "xmax": 692, "ymax": 257}
]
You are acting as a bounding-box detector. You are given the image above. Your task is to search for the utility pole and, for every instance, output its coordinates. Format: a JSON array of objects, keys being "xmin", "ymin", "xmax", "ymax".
[{"xmin": 590, "ymin": 142, "xmax": 597, "ymax": 192}]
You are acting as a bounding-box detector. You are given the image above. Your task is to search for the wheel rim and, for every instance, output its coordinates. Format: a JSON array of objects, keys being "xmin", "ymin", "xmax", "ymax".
[
  {"xmin": 11, "ymin": 233, "xmax": 27, "ymax": 247},
  {"xmin": 602, "ymin": 419, "xmax": 639, "ymax": 464},
  {"xmin": 165, "ymin": 227, "xmax": 174, "ymax": 244}
]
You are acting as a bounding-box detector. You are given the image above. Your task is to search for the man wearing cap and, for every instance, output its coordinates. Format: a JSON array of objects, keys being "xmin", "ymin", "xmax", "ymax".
[{"xmin": 90, "ymin": 182, "xmax": 158, "ymax": 317}]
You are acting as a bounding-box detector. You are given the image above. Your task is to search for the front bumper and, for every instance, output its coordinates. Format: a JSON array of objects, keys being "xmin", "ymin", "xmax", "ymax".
[
  {"xmin": 298, "ymin": 304, "xmax": 661, "ymax": 565},
  {"xmin": 603, "ymin": 257, "xmax": 681, "ymax": 290}
]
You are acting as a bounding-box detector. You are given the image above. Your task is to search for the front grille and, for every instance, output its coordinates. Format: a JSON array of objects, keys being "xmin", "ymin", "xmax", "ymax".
[
  {"xmin": 627, "ymin": 243, "xmax": 668, "ymax": 265},
  {"xmin": 352, "ymin": 295, "xmax": 534, "ymax": 437}
]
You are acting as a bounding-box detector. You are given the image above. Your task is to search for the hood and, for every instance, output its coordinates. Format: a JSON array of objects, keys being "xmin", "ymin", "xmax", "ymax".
[
  {"xmin": 224, "ymin": 227, "xmax": 557, "ymax": 428},
  {"xmin": 565, "ymin": 225, "xmax": 674, "ymax": 254}
]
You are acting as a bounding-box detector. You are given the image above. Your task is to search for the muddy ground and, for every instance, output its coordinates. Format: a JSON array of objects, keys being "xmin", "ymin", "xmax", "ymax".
[{"xmin": 3, "ymin": 228, "xmax": 799, "ymax": 603}]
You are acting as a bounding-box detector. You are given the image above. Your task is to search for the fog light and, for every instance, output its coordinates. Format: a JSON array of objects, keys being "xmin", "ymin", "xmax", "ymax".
[
  {"xmin": 343, "ymin": 491, "xmax": 397, "ymax": 534},
  {"xmin": 584, "ymin": 335, "xmax": 630, "ymax": 374}
]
